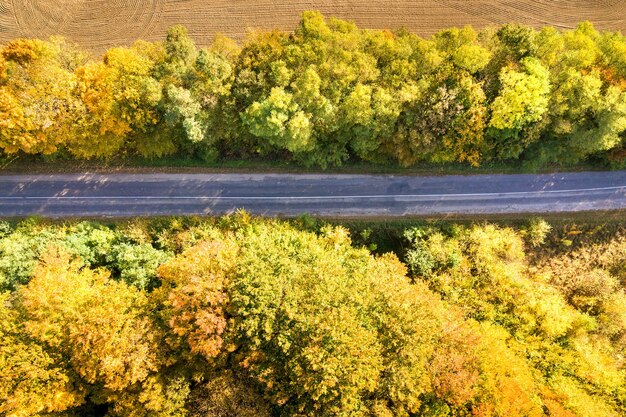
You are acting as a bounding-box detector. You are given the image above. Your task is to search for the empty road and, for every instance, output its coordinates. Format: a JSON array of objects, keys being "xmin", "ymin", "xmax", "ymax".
[{"xmin": 1, "ymin": 171, "xmax": 626, "ymax": 217}]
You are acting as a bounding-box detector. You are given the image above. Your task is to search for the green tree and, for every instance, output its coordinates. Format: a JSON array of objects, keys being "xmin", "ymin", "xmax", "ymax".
[
  {"xmin": 531, "ymin": 23, "xmax": 626, "ymax": 164},
  {"xmin": 241, "ymin": 86, "xmax": 313, "ymax": 153},
  {"xmin": 235, "ymin": 12, "xmax": 398, "ymax": 167},
  {"xmin": 433, "ymin": 26, "xmax": 491, "ymax": 74},
  {"xmin": 227, "ymin": 222, "xmax": 446, "ymax": 416},
  {"xmin": 106, "ymin": 242, "xmax": 171, "ymax": 289},
  {"xmin": 0, "ymin": 221, "xmax": 56, "ymax": 291},
  {"xmin": 389, "ymin": 68, "xmax": 487, "ymax": 166},
  {"xmin": 189, "ymin": 42, "xmax": 237, "ymax": 161},
  {"xmin": 153, "ymin": 25, "xmax": 220, "ymax": 158},
  {"xmin": 487, "ymin": 57, "xmax": 551, "ymax": 159}
]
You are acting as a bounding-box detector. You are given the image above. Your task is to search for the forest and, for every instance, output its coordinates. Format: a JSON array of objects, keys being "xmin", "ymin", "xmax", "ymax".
[
  {"xmin": 3, "ymin": 11, "xmax": 626, "ymax": 416},
  {"xmin": 1, "ymin": 215, "xmax": 625, "ymax": 416},
  {"xmin": 2, "ymin": 11, "xmax": 626, "ymax": 168}
]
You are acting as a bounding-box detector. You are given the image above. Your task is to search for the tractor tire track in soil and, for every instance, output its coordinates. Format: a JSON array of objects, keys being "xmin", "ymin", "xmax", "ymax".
[{"xmin": 0, "ymin": 1, "xmax": 624, "ymax": 52}]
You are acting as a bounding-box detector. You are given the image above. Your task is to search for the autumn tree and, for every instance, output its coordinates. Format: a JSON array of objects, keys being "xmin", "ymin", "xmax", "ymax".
[
  {"xmin": 0, "ymin": 38, "xmax": 79, "ymax": 155},
  {"xmin": 237, "ymin": 12, "xmax": 406, "ymax": 167},
  {"xmin": 404, "ymin": 223, "xmax": 626, "ymax": 415},
  {"xmin": 389, "ymin": 67, "xmax": 488, "ymax": 166},
  {"xmin": 1, "ymin": 217, "xmax": 626, "ymax": 416},
  {"xmin": 487, "ymin": 57, "xmax": 551, "ymax": 159},
  {"xmin": 531, "ymin": 23, "xmax": 626, "ymax": 163},
  {"xmin": 0, "ymin": 292, "xmax": 84, "ymax": 417},
  {"xmin": 224, "ymin": 222, "xmax": 452, "ymax": 416},
  {"xmin": 71, "ymin": 40, "xmax": 164, "ymax": 158},
  {"xmin": 71, "ymin": 60, "xmax": 131, "ymax": 157},
  {"xmin": 155, "ymin": 238, "xmax": 237, "ymax": 361},
  {"xmin": 13, "ymin": 248, "xmax": 184, "ymax": 415}
]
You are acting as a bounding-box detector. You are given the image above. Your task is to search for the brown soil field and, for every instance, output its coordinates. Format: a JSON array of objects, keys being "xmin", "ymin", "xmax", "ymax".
[{"xmin": 0, "ymin": 0, "xmax": 624, "ymax": 52}]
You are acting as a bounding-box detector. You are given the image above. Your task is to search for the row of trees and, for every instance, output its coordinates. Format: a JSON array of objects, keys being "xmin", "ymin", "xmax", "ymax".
[
  {"xmin": 1, "ymin": 216, "xmax": 626, "ymax": 416},
  {"xmin": 2, "ymin": 12, "xmax": 626, "ymax": 167}
]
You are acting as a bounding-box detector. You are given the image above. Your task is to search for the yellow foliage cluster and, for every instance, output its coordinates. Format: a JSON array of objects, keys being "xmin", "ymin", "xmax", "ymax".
[
  {"xmin": 0, "ymin": 218, "xmax": 625, "ymax": 416},
  {"xmin": 2, "ymin": 14, "xmax": 626, "ymax": 167},
  {"xmin": 405, "ymin": 222, "xmax": 626, "ymax": 416}
]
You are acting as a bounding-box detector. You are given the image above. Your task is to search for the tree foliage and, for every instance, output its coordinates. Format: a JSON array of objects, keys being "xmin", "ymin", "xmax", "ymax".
[
  {"xmin": 0, "ymin": 38, "xmax": 79, "ymax": 155},
  {"xmin": 3, "ymin": 14, "xmax": 626, "ymax": 167},
  {"xmin": 1, "ymin": 217, "xmax": 626, "ymax": 416},
  {"xmin": 403, "ymin": 222, "xmax": 626, "ymax": 416}
]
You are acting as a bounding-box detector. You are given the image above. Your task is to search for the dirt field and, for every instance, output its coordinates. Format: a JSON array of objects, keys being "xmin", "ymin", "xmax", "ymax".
[{"xmin": 0, "ymin": 0, "xmax": 624, "ymax": 52}]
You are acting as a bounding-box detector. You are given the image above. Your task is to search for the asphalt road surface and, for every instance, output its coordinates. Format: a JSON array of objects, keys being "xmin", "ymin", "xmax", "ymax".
[{"xmin": 1, "ymin": 171, "xmax": 626, "ymax": 217}]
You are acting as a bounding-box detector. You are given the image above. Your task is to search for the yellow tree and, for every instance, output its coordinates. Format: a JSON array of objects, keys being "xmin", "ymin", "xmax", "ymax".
[
  {"xmin": 72, "ymin": 41, "xmax": 167, "ymax": 158},
  {"xmin": 0, "ymin": 293, "xmax": 84, "ymax": 417},
  {"xmin": 227, "ymin": 222, "xmax": 451, "ymax": 416},
  {"xmin": 0, "ymin": 38, "xmax": 78, "ymax": 155},
  {"xmin": 487, "ymin": 57, "xmax": 551, "ymax": 159},
  {"xmin": 155, "ymin": 238, "xmax": 238, "ymax": 362},
  {"xmin": 17, "ymin": 248, "xmax": 170, "ymax": 413},
  {"xmin": 71, "ymin": 61, "xmax": 131, "ymax": 157}
]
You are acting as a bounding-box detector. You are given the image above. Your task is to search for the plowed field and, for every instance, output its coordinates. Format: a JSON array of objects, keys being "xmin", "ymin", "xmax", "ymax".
[{"xmin": 0, "ymin": 0, "xmax": 624, "ymax": 51}]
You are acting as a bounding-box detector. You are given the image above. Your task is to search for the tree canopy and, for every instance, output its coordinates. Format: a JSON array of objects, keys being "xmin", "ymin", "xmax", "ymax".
[
  {"xmin": 2, "ymin": 13, "xmax": 626, "ymax": 167},
  {"xmin": 1, "ymin": 216, "xmax": 626, "ymax": 416}
]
